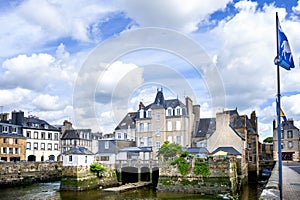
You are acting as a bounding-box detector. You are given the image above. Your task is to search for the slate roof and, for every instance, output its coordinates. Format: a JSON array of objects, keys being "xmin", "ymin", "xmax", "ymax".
[
  {"xmin": 120, "ymin": 146, "xmax": 152, "ymax": 152},
  {"xmin": 194, "ymin": 118, "xmax": 216, "ymax": 137},
  {"xmin": 183, "ymin": 147, "xmax": 209, "ymax": 154},
  {"xmin": 22, "ymin": 117, "xmax": 59, "ymax": 130},
  {"xmin": 115, "ymin": 112, "xmax": 137, "ymax": 130},
  {"xmin": 64, "ymin": 146, "xmax": 94, "ymax": 155},
  {"xmin": 211, "ymin": 146, "xmax": 241, "ymax": 155},
  {"xmin": 282, "ymin": 120, "xmax": 299, "ymax": 131},
  {"xmin": 61, "ymin": 129, "xmax": 91, "ymax": 140},
  {"xmin": 144, "ymin": 89, "xmax": 186, "ymax": 110}
]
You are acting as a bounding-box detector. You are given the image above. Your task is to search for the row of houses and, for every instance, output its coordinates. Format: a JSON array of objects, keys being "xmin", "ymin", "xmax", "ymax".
[{"xmin": 1, "ymin": 88, "xmax": 299, "ymax": 171}]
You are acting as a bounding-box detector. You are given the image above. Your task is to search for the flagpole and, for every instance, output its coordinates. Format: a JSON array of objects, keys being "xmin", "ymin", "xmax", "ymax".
[{"xmin": 276, "ymin": 12, "xmax": 283, "ymax": 199}]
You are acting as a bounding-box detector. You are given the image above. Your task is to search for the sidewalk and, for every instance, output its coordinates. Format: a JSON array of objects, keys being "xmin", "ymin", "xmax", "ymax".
[{"xmin": 282, "ymin": 164, "xmax": 300, "ymax": 200}]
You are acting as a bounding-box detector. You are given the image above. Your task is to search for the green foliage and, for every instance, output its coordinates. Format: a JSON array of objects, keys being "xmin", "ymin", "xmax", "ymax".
[
  {"xmin": 174, "ymin": 157, "xmax": 190, "ymax": 176},
  {"xmin": 263, "ymin": 137, "xmax": 273, "ymax": 143},
  {"xmin": 194, "ymin": 158, "xmax": 210, "ymax": 177},
  {"xmin": 157, "ymin": 141, "xmax": 184, "ymax": 158},
  {"xmin": 90, "ymin": 163, "xmax": 106, "ymax": 177}
]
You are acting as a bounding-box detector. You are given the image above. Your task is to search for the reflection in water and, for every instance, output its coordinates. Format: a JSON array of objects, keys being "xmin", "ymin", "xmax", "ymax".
[{"xmin": 0, "ymin": 181, "xmax": 259, "ymax": 200}]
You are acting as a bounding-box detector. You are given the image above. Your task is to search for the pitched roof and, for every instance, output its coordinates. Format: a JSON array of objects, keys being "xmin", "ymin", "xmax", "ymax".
[
  {"xmin": 61, "ymin": 129, "xmax": 91, "ymax": 139},
  {"xmin": 120, "ymin": 146, "xmax": 152, "ymax": 152},
  {"xmin": 194, "ymin": 118, "xmax": 216, "ymax": 137},
  {"xmin": 211, "ymin": 146, "xmax": 241, "ymax": 155},
  {"xmin": 64, "ymin": 146, "xmax": 94, "ymax": 155},
  {"xmin": 115, "ymin": 112, "xmax": 137, "ymax": 130}
]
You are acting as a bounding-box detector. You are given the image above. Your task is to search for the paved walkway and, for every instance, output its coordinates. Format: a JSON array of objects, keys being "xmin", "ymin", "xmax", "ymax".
[{"xmin": 282, "ymin": 164, "xmax": 300, "ymax": 200}]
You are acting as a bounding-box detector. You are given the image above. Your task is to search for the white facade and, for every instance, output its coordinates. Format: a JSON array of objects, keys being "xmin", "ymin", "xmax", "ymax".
[
  {"xmin": 23, "ymin": 127, "xmax": 61, "ymax": 161},
  {"xmin": 63, "ymin": 154, "xmax": 94, "ymax": 166}
]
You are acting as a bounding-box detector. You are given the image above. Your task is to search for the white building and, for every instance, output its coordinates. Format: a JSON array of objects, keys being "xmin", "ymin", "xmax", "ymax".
[
  {"xmin": 62, "ymin": 146, "xmax": 94, "ymax": 166},
  {"xmin": 12, "ymin": 111, "xmax": 61, "ymax": 162}
]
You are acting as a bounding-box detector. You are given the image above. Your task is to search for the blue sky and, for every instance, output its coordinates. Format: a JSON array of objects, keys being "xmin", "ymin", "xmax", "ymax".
[{"xmin": 0, "ymin": 0, "xmax": 300, "ymax": 141}]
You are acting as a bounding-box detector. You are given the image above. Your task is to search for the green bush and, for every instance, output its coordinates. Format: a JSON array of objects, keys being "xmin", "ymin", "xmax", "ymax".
[{"xmin": 90, "ymin": 163, "xmax": 106, "ymax": 177}]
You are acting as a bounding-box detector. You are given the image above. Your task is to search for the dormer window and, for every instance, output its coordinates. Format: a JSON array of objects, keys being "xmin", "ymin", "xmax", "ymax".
[
  {"xmin": 167, "ymin": 107, "xmax": 173, "ymax": 116},
  {"xmin": 175, "ymin": 107, "xmax": 182, "ymax": 116},
  {"xmin": 139, "ymin": 109, "xmax": 144, "ymax": 118},
  {"xmin": 146, "ymin": 109, "xmax": 152, "ymax": 118}
]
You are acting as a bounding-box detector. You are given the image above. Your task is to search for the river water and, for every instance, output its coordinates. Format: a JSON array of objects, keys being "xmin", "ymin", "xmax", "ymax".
[{"xmin": 0, "ymin": 181, "xmax": 261, "ymax": 200}]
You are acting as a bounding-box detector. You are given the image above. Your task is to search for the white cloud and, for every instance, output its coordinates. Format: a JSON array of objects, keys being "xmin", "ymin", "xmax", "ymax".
[
  {"xmin": 32, "ymin": 94, "xmax": 68, "ymax": 111},
  {"xmin": 118, "ymin": 0, "xmax": 231, "ymax": 32}
]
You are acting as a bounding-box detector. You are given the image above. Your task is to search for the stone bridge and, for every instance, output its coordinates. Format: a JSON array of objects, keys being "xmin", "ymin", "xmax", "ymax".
[{"xmin": 115, "ymin": 159, "xmax": 160, "ymax": 185}]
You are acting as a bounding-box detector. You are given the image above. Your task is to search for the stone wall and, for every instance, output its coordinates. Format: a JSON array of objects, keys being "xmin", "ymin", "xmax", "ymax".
[
  {"xmin": 260, "ymin": 162, "xmax": 280, "ymax": 199},
  {"xmin": 60, "ymin": 165, "xmax": 119, "ymax": 191},
  {"xmin": 157, "ymin": 156, "xmax": 239, "ymax": 195},
  {"xmin": 0, "ymin": 161, "xmax": 62, "ymax": 187}
]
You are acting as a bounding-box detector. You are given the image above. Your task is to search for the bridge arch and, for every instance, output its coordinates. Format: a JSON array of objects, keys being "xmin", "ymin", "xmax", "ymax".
[{"xmin": 121, "ymin": 166, "xmax": 138, "ymax": 184}]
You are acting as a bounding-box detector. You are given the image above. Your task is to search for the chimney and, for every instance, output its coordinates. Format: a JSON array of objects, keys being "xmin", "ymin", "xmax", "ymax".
[
  {"xmin": 0, "ymin": 113, "xmax": 9, "ymax": 122},
  {"xmin": 12, "ymin": 110, "xmax": 24, "ymax": 125}
]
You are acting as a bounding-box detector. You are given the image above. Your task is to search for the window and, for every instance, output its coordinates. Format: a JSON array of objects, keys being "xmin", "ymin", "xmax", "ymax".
[
  {"xmin": 34, "ymin": 142, "xmax": 38, "ymax": 150},
  {"xmin": 48, "ymin": 143, "xmax": 52, "ymax": 150},
  {"xmin": 3, "ymin": 138, "xmax": 6, "ymax": 144},
  {"xmin": 63, "ymin": 140, "xmax": 66, "ymax": 145},
  {"xmin": 156, "ymin": 141, "xmax": 161, "ymax": 150},
  {"xmin": 175, "ymin": 107, "xmax": 181, "ymax": 116},
  {"xmin": 15, "ymin": 139, "xmax": 18, "ymax": 144},
  {"xmin": 124, "ymin": 133, "xmax": 127, "ymax": 139},
  {"xmin": 147, "ymin": 110, "xmax": 152, "ymax": 118},
  {"xmin": 140, "ymin": 123, "xmax": 144, "ymax": 132},
  {"xmin": 249, "ymin": 156, "xmax": 252, "ymax": 162},
  {"xmin": 156, "ymin": 112, "xmax": 160, "ymax": 121},
  {"xmin": 26, "ymin": 142, "xmax": 31, "ymax": 150},
  {"xmin": 167, "ymin": 121, "xmax": 172, "ymax": 131},
  {"xmin": 270, "ymin": 145, "xmax": 273, "ymax": 151},
  {"xmin": 288, "ymin": 141, "xmax": 293, "ymax": 148},
  {"xmin": 147, "ymin": 137, "xmax": 152, "ymax": 146},
  {"xmin": 156, "ymin": 127, "xmax": 160, "ymax": 136},
  {"xmin": 54, "ymin": 133, "xmax": 58, "ymax": 140},
  {"xmin": 105, "ymin": 141, "xmax": 109, "ymax": 149},
  {"xmin": 176, "ymin": 136, "xmax": 182, "ymax": 145},
  {"xmin": 27, "ymin": 131, "xmax": 31, "ymax": 138},
  {"xmin": 40, "ymin": 132, "xmax": 45, "ymax": 139},
  {"xmin": 3, "ymin": 147, "xmax": 6, "ymax": 153},
  {"xmin": 12, "ymin": 127, "xmax": 17, "ymax": 133},
  {"xmin": 140, "ymin": 138, "xmax": 145, "ymax": 146},
  {"xmin": 41, "ymin": 143, "xmax": 45, "ymax": 150},
  {"xmin": 2, "ymin": 126, "xmax": 8, "ymax": 132},
  {"xmin": 139, "ymin": 109, "xmax": 144, "ymax": 118},
  {"xmin": 147, "ymin": 123, "xmax": 152, "ymax": 131},
  {"xmin": 117, "ymin": 133, "xmax": 121, "ymax": 139},
  {"xmin": 167, "ymin": 136, "xmax": 172, "ymax": 143},
  {"xmin": 281, "ymin": 130, "xmax": 284, "ymax": 139},
  {"xmin": 54, "ymin": 144, "xmax": 58, "ymax": 150},
  {"xmin": 248, "ymin": 143, "xmax": 252, "ymax": 149},
  {"xmin": 63, "ymin": 147, "xmax": 66, "ymax": 153},
  {"xmin": 34, "ymin": 131, "xmax": 38, "ymax": 139},
  {"xmin": 100, "ymin": 156, "xmax": 109, "ymax": 161},
  {"xmin": 70, "ymin": 139, "xmax": 73, "ymax": 145},
  {"xmin": 9, "ymin": 148, "xmax": 13, "ymax": 154},
  {"xmin": 48, "ymin": 133, "xmax": 52, "ymax": 140},
  {"xmin": 15, "ymin": 148, "xmax": 19, "ymax": 154},
  {"xmin": 176, "ymin": 121, "xmax": 181, "ymax": 130},
  {"xmin": 167, "ymin": 108, "xmax": 173, "ymax": 116},
  {"xmin": 69, "ymin": 155, "xmax": 72, "ymax": 162},
  {"xmin": 287, "ymin": 131, "xmax": 293, "ymax": 138},
  {"xmin": 85, "ymin": 156, "xmax": 87, "ymax": 163}
]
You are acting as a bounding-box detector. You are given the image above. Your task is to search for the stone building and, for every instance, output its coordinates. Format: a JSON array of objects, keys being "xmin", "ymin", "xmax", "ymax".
[
  {"xmin": 206, "ymin": 109, "xmax": 260, "ymax": 176},
  {"xmin": 273, "ymin": 119, "xmax": 299, "ymax": 161},
  {"xmin": 135, "ymin": 88, "xmax": 200, "ymax": 156},
  {"xmin": 0, "ymin": 113, "xmax": 26, "ymax": 162},
  {"xmin": 114, "ymin": 112, "xmax": 136, "ymax": 141}
]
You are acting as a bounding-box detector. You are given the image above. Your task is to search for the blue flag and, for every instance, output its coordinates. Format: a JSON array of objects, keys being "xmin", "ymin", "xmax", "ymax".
[{"xmin": 275, "ymin": 17, "xmax": 295, "ymax": 70}]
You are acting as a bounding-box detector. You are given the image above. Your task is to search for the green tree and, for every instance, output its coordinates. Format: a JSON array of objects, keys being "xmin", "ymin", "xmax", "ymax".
[
  {"xmin": 157, "ymin": 141, "xmax": 184, "ymax": 158},
  {"xmin": 263, "ymin": 137, "xmax": 273, "ymax": 143}
]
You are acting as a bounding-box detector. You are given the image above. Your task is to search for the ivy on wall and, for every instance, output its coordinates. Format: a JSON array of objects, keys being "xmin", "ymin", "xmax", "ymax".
[{"xmin": 194, "ymin": 158, "xmax": 210, "ymax": 177}]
